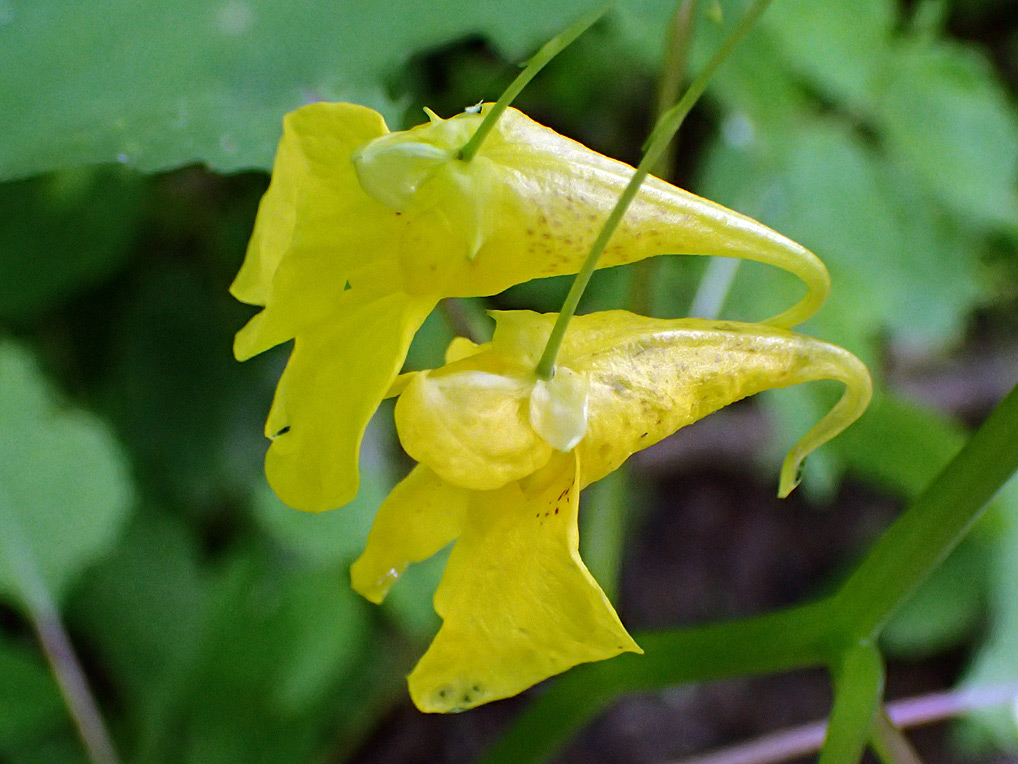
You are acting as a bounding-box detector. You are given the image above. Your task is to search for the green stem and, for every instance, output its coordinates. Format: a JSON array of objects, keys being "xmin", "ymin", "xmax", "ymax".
[
  {"xmin": 0, "ymin": 501, "xmax": 121, "ymax": 764},
  {"xmin": 818, "ymin": 642, "xmax": 884, "ymax": 764},
  {"xmin": 870, "ymin": 710, "xmax": 926, "ymax": 764},
  {"xmin": 628, "ymin": 0, "xmax": 699, "ymax": 315},
  {"xmin": 476, "ymin": 599, "xmax": 839, "ymax": 764},
  {"xmin": 458, "ymin": 4, "xmax": 612, "ymax": 162},
  {"xmin": 832, "ymin": 380, "xmax": 1018, "ymax": 641},
  {"xmin": 535, "ymin": 0, "xmax": 774, "ymax": 380},
  {"xmin": 689, "ymin": 256, "xmax": 740, "ymax": 318}
]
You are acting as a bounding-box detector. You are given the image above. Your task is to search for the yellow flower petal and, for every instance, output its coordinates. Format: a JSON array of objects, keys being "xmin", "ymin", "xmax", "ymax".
[
  {"xmin": 397, "ymin": 106, "xmax": 830, "ymax": 328},
  {"xmin": 325, "ymin": 103, "xmax": 829, "ymax": 325},
  {"xmin": 397, "ymin": 310, "xmax": 871, "ymax": 499},
  {"xmin": 394, "ymin": 360, "xmax": 553, "ymax": 491},
  {"xmin": 231, "ymin": 101, "xmax": 389, "ymax": 307},
  {"xmin": 408, "ymin": 451, "xmax": 641, "ymax": 713},
  {"xmin": 231, "ymin": 103, "xmax": 397, "ymax": 359},
  {"xmin": 234, "ymin": 101, "xmax": 836, "ymax": 515},
  {"xmin": 350, "ymin": 465, "xmax": 469, "ymax": 604},
  {"xmin": 264, "ymin": 292, "xmax": 434, "ymax": 512}
]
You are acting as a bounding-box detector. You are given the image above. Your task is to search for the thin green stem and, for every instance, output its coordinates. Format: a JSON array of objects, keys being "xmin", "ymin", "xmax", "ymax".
[
  {"xmin": 689, "ymin": 255, "xmax": 740, "ymax": 318},
  {"xmin": 0, "ymin": 500, "xmax": 120, "ymax": 764},
  {"xmin": 476, "ymin": 598, "xmax": 840, "ymax": 764},
  {"xmin": 832, "ymin": 380, "xmax": 1018, "ymax": 641},
  {"xmin": 818, "ymin": 642, "xmax": 884, "ymax": 764},
  {"xmin": 628, "ymin": 0, "xmax": 699, "ymax": 315},
  {"xmin": 869, "ymin": 710, "xmax": 925, "ymax": 764},
  {"xmin": 458, "ymin": 4, "xmax": 612, "ymax": 162},
  {"xmin": 535, "ymin": 0, "xmax": 774, "ymax": 380}
]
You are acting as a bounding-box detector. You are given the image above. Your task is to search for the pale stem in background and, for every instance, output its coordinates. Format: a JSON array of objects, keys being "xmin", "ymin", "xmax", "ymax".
[
  {"xmin": 665, "ymin": 684, "xmax": 1018, "ymax": 764},
  {"xmin": 0, "ymin": 498, "xmax": 121, "ymax": 764}
]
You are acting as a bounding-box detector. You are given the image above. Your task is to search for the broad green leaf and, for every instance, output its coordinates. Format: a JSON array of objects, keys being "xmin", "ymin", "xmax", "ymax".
[
  {"xmin": 881, "ymin": 535, "xmax": 987, "ymax": 656},
  {"xmin": 700, "ymin": 116, "xmax": 984, "ymax": 353},
  {"xmin": 68, "ymin": 510, "xmax": 208, "ymax": 725},
  {"xmin": 0, "ymin": 342, "xmax": 133, "ymax": 606},
  {"xmin": 874, "ymin": 38, "xmax": 1018, "ymax": 228},
  {"xmin": 0, "ymin": 0, "xmax": 608, "ymax": 180},
  {"xmin": 764, "ymin": 0, "xmax": 895, "ymax": 107},
  {"xmin": 252, "ymin": 410, "xmax": 392, "ymax": 567},
  {"xmin": 108, "ymin": 261, "xmax": 270, "ymax": 508}
]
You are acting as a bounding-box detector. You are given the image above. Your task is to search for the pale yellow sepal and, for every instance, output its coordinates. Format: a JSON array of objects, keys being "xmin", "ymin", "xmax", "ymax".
[
  {"xmin": 408, "ymin": 452, "xmax": 641, "ymax": 713},
  {"xmin": 529, "ymin": 366, "xmax": 589, "ymax": 452}
]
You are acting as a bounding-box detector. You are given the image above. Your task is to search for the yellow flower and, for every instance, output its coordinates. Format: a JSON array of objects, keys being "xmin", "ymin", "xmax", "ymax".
[
  {"xmin": 231, "ymin": 102, "xmax": 831, "ymax": 512},
  {"xmin": 351, "ymin": 310, "xmax": 872, "ymax": 712}
]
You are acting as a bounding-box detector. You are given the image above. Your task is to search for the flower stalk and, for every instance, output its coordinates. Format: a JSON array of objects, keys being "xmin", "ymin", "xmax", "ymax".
[
  {"xmin": 535, "ymin": 0, "xmax": 777, "ymax": 380},
  {"xmin": 458, "ymin": 3, "xmax": 612, "ymax": 162}
]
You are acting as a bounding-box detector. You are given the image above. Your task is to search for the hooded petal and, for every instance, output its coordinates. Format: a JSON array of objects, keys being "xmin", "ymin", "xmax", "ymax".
[
  {"xmin": 264, "ymin": 292, "xmax": 435, "ymax": 512},
  {"xmin": 396, "ymin": 311, "xmax": 871, "ymax": 498},
  {"xmin": 408, "ymin": 452, "xmax": 640, "ymax": 713},
  {"xmin": 488, "ymin": 310, "xmax": 872, "ymax": 492},
  {"xmin": 354, "ymin": 105, "xmax": 830, "ymax": 328},
  {"xmin": 350, "ymin": 465, "xmax": 469, "ymax": 604}
]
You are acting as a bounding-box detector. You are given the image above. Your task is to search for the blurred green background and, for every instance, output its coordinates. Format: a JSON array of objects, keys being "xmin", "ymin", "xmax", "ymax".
[{"xmin": 2, "ymin": 0, "xmax": 1018, "ymax": 762}]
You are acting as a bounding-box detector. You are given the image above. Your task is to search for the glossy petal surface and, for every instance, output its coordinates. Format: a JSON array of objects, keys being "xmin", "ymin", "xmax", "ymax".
[
  {"xmin": 350, "ymin": 465, "xmax": 469, "ymax": 604},
  {"xmin": 264, "ymin": 292, "xmax": 434, "ymax": 512},
  {"xmin": 233, "ymin": 101, "xmax": 832, "ymax": 512},
  {"xmin": 408, "ymin": 452, "xmax": 640, "ymax": 713},
  {"xmin": 395, "ymin": 311, "xmax": 872, "ymax": 497}
]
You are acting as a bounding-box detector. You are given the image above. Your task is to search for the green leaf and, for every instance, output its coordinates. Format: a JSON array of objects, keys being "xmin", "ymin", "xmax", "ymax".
[
  {"xmin": 0, "ymin": 0, "xmax": 609, "ymax": 180},
  {"xmin": 700, "ymin": 116, "xmax": 984, "ymax": 353},
  {"xmin": 960, "ymin": 479, "xmax": 1018, "ymax": 750},
  {"xmin": 874, "ymin": 38, "xmax": 1018, "ymax": 228},
  {"xmin": 252, "ymin": 410, "xmax": 392, "ymax": 567},
  {"xmin": 0, "ymin": 342, "xmax": 133, "ymax": 606},
  {"xmin": 764, "ymin": 0, "xmax": 895, "ymax": 107},
  {"xmin": 881, "ymin": 535, "xmax": 987, "ymax": 656}
]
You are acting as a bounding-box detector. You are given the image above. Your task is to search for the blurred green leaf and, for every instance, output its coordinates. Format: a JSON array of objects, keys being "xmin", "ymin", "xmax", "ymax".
[
  {"xmin": 0, "ymin": 342, "xmax": 133, "ymax": 606},
  {"xmin": 881, "ymin": 534, "xmax": 987, "ymax": 656},
  {"xmin": 252, "ymin": 410, "xmax": 392, "ymax": 566},
  {"xmin": 764, "ymin": 0, "xmax": 895, "ymax": 107},
  {"xmin": 701, "ymin": 116, "xmax": 984, "ymax": 353},
  {"xmin": 0, "ymin": 0, "xmax": 611, "ymax": 180},
  {"xmin": 68, "ymin": 509, "xmax": 208, "ymax": 731},
  {"xmin": 108, "ymin": 260, "xmax": 270, "ymax": 508},
  {"xmin": 875, "ymin": 37, "xmax": 1018, "ymax": 229},
  {"xmin": 0, "ymin": 169, "xmax": 142, "ymax": 321}
]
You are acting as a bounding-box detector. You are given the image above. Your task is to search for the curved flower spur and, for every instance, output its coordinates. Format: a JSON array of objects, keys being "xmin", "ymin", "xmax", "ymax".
[
  {"xmin": 230, "ymin": 102, "xmax": 831, "ymax": 513},
  {"xmin": 353, "ymin": 310, "xmax": 872, "ymax": 712}
]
